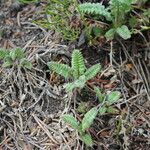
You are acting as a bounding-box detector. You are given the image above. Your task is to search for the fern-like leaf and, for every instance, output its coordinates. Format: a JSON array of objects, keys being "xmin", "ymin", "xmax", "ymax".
[
  {"xmin": 84, "ymin": 63, "xmax": 101, "ymax": 80},
  {"xmin": 116, "ymin": 25, "xmax": 131, "ymax": 40},
  {"xmin": 110, "ymin": 0, "xmax": 133, "ymax": 14},
  {"xmin": 47, "ymin": 61, "xmax": 72, "ymax": 78},
  {"xmin": 71, "ymin": 50, "xmax": 86, "ymax": 79},
  {"xmin": 81, "ymin": 107, "xmax": 98, "ymax": 132},
  {"xmin": 80, "ymin": 134, "xmax": 93, "ymax": 147},
  {"xmin": 63, "ymin": 114, "xmax": 79, "ymax": 130},
  {"xmin": 106, "ymin": 91, "xmax": 121, "ymax": 105},
  {"xmin": 79, "ymin": 3, "xmax": 112, "ymax": 21},
  {"xmin": 109, "ymin": 0, "xmax": 133, "ymax": 25}
]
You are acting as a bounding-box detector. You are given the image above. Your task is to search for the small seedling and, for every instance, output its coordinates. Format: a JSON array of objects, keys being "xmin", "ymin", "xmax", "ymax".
[
  {"xmin": 63, "ymin": 107, "xmax": 98, "ymax": 146},
  {"xmin": 47, "ymin": 49, "xmax": 101, "ymax": 92},
  {"xmin": 94, "ymin": 86, "xmax": 121, "ymax": 114},
  {"xmin": 63, "ymin": 87, "xmax": 121, "ymax": 146},
  {"xmin": 0, "ymin": 48, "xmax": 32, "ymax": 69}
]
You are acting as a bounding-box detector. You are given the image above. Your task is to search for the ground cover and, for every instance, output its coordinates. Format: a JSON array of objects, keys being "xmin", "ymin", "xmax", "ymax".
[{"xmin": 0, "ymin": 0, "xmax": 150, "ymax": 150}]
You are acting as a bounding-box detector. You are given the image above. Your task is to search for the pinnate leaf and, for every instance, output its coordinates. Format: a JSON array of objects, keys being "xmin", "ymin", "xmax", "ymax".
[
  {"xmin": 47, "ymin": 61, "xmax": 72, "ymax": 78},
  {"xmin": 84, "ymin": 63, "xmax": 101, "ymax": 80},
  {"xmin": 107, "ymin": 91, "xmax": 121, "ymax": 105},
  {"xmin": 105, "ymin": 28, "xmax": 116, "ymax": 40},
  {"xmin": 63, "ymin": 114, "xmax": 79, "ymax": 130},
  {"xmin": 116, "ymin": 25, "xmax": 131, "ymax": 40},
  {"xmin": 79, "ymin": 3, "xmax": 112, "ymax": 21},
  {"xmin": 99, "ymin": 106, "xmax": 107, "ymax": 115},
  {"xmin": 80, "ymin": 133, "xmax": 93, "ymax": 147},
  {"xmin": 71, "ymin": 49, "xmax": 86, "ymax": 78},
  {"xmin": 64, "ymin": 75, "xmax": 86, "ymax": 92},
  {"xmin": 82, "ymin": 107, "xmax": 98, "ymax": 132}
]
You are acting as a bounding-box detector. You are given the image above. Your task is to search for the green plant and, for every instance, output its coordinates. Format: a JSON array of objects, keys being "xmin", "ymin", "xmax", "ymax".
[
  {"xmin": 63, "ymin": 107, "xmax": 98, "ymax": 146},
  {"xmin": 0, "ymin": 48, "xmax": 32, "ymax": 69},
  {"xmin": 62, "ymin": 87, "xmax": 121, "ymax": 146},
  {"xmin": 78, "ymin": 3, "xmax": 112, "ymax": 21},
  {"xmin": 78, "ymin": 0, "xmax": 133, "ymax": 40},
  {"xmin": 94, "ymin": 86, "xmax": 121, "ymax": 114},
  {"xmin": 47, "ymin": 49, "xmax": 101, "ymax": 92},
  {"xmin": 36, "ymin": 0, "xmax": 80, "ymax": 41}
]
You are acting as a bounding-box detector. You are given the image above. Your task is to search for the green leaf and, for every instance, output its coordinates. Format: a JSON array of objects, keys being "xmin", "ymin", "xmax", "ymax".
[
  {"xmin": 64, "ymin": 83, "xmax": 76, "ymax": 93},
  {"xmin": 63, "ymin": 114, "xmax": 79, "ymax": 130},
  {"xmin": 47, "ymin": 61, "xmax": 72, "ymax": 78},
  {"xmin": 64, "ymin": 75, "xmax": 86, "ymax": 92},
  {"xmin": 10, "ymin": 48, "xmax": 24, "ymax": 60},
  {"xmin": 78, "ymin": 124, "xmax": 83, "ymax": 134},
  {"xmin": 105, "ymin": 28, "xmax": 116, "ymax": 40},
  {"xmin": 99, "ymin": 106, "xmax": 107, "ymax": 115},
  {"xmin": 0, "ymin": 50, "xmax": 9, "ymax": 59},
  {"xmin": 82, "ymin": 107, "xmax": 98, "ymax": 132},
  {"xmin": 71, "ymin": 50, "xmax": 86, "ymax": 79},
  {"xmin": 116, "ymin": 25, "xmax": 131, "ymax": 40},
  {"xmin": 79, "ymin": 3, "xmax": 112, "ymax": 21},
  {"xmin": 2, "ymin": 60, "xmax": 13, "ymax": 68},
  {"xmin": 20, "ymin": 58, "xmax": 32, "ymax": 69},
  {"xmin": 10, "ymin": 51, "xmax": 16, "ymax": 61},
  {"xmin": 80, "ymin": 133, "xmax": 93, "ymax": 147},
  {"xmin": 107, "ymin": 91, "xmax": 121, "ymax": 105},
  {"xmin": 84, "ymin": 63, "xmax": 101, "ymax": 80},
  {"xmin": 94, "ymin": 86, "xmax": 104, "ymax": 102},
  {"xmin": 109, "ymin": 0, "xmax": 133, "ymax": 21}
]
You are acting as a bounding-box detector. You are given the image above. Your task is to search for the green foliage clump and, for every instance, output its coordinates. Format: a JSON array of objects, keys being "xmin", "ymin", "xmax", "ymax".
[
  {"xmin": 63, "ymin": 88, "xmax": 121, "ymax": 146},
  {"xmin": 0, "ymin": 48, "xmax": 32, "ymax": 69},
  {"xmin": 32, "ymin": 0, "xmax": 149, "ymax": 43},
  {"xmin": 36, "ymin": 0, "xmax": 80, "ymax": 41},
  {"xmin": 79, "ymin": 0, "xmax": 133, "ymax": 40},
  {"xmin": 47, "ymin": 49, "xmax": 101, "ymax": 92},
  {"xmin": 94, "ymin": 87, "xmax": 121, "ymax": 114},
  {"xmin": 47, "ymin": 48, "xmax": 121, "ymax": 146},
  {"xmin": 63, "ymin": 107, "xmax": 98, "ymax": 146}
]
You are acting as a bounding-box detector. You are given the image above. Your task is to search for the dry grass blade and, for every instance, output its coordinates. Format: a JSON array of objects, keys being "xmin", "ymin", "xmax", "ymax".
[{"xmin": 32, "ymin": 114, "xmax": 58, "ymax": 144}]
